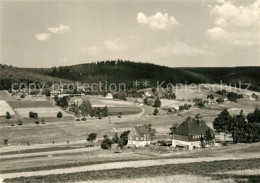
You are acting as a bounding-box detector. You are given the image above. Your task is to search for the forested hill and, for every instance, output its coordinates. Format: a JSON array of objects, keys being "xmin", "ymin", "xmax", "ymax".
[
  {"xmin": 1, "ymin": 61, "xmax": 260, "ymax": 91},
  {"xmin": 23, "ymin": 61, "xmax": 213, "ymax": 87},
  {"xmin": 182, "ymin": 67, "xmax": 260, "ymax": 91},
  {"xmin": 0, "ymin": 64, "xmax": 74, "ymax": 90}
]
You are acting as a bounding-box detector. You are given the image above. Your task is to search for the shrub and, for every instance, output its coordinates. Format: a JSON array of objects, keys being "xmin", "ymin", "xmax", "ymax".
[
  {"xmin": 29, "ymin": 112, "xmax": 38, "ymax": 119},
  {"xmin": 153, "ymin": 98, "xmax": 161, "ymax": 108},
  {"xmin": 76, "ymin": 118, "xmax": 80, "ymax": 121},
  {"xmin": 17, "ymin": 120, "xmax": 23, "ymax": 125},
  {"xmin": 20, "ymin": 94, "xmax": 25, "ymax": 98},
  {"xmin": 4, "ymin": 138, "xmax": 8, "ymax": 145},
  {"xmin": 57, "ymin": 111, "xmax": 63, "ymax": 118},
  {"xmin": 45, "ymin": 89, "xmax": 51, "ymax": 97},
  {"xmin": 87, "ymin": 133, "xmax": 97, "ymax": 143},
  {"xmin": 207, "ymin": 94, "xmax": 214, "ymax": 99},
  {"xmin": 216, "ymin": 97, "xmax": 224, "ymax": 104},
  {"xmin": 167, "ymin": 108, "xmax": 173, "ymax": 113},
  {"xmin": 153, "ymin": 108, "xmax": 159, "ymax": 115},
  {"xmin": 81, "ymin": 117, "xmax": 86, "ymax": 121},
  {"xmin": 101, "ymin": 138, "xmax": 112, "ymax": 149},
  {"xmin": 6, "ymin": 112, "xmax": 11, "ymax": 119},
  {"xmin": 29, "ymin": 111, "xmax": 35, "ymax": 118},
  {"xmin": 227, "ymin": 92, "xmax": 243, "ymax": 102},
  {"xmin": 216, "ymin": 90, "xmax": 227, "ymax": 95}
]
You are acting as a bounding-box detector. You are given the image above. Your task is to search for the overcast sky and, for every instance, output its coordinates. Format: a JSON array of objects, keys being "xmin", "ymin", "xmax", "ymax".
[{"xmin": 0, "ymin": 0, "xmax": 259, "ymax": 68}]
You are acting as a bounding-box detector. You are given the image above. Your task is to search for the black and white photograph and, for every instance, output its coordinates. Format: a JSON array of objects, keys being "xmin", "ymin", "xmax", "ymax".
[{"xmin": 0, "ymin": 0, "xmax": 260, "ymax": 182}]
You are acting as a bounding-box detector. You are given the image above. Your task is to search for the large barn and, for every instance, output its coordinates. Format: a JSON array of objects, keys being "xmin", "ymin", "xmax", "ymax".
[{"xmin": 172, "ymin": 116, "xmax": 215, "ymax": 150}]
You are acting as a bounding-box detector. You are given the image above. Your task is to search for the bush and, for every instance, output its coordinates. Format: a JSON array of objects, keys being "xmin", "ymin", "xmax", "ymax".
[
  {"xmin": 216, "ymin": 90, "xmax": 227, "ymax": 95},
  {"xmin": 227, "ymin": 92, "xmax": 243, "ymax": 102},
  {"xmin": 153, "ymin": 108, "xmax": 159, "ymax": 115},
  {"xmin": 81, "ymin": 117, "xmax": 86, "ymax": 121},
  {"xmin": 207, "ymin": 94, "xmax": 214, "ymax": 99},
  {"xmin": 57, "ymin": 111, "xmax": 63, "ymax": 118},
  {"xmin": 153, "ymin": 98, "xmax": 161, "ymax": 108},
  {"xmin": 101, "ymin": 138, "xmax": 112, "ymax": 149},
  {"xmin": 4, "ymin": 138, "xmax": 8, "ymax": 145},
  {"xmin": 17, "ymin": 120, "xmax": 23, "ymax": 125},
  {"xmin": 76, "ymin": 118, "xmax": 80, "ymax": 121},
  {"xmin": 29, "ymin": 112, "xmax": 38, "ymax": 119},
  {"xmin": 6, "ymin": 112, "xmax": 11, "ymax": 119},
  {"xmin": 20, "ymin": 94, "xmax": 25, "ymax": 98},
  {"xmin": 167, "ymin": 108, "xmax": 173, "ymax": 113},
  {"xmin": 216, "ymin": 97, "xmax": 224, "ymax": 104}
]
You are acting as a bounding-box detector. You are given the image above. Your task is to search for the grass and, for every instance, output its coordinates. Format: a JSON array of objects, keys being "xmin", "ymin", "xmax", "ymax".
[
  {"xmin": 14, "ymin": 107, "xmax": 72, "ymax": 118},
  {"xmin": 108, "ymin": 107, "xmax": 142, "ymax": 115},
  {"xmin": 0, "ymin": 100, "xmax": 15, "ymax": 116},
  {"xmin": 0, "ymin": 146, "xmax": 82, "ymax": 156},
  {"xmin": 0, "ymin": 155, "xmax": 194, "ymax": 174},
  {"xmin": 3, "ymin": 158, "xmax": 260, "ymax": 183},
  {"xmin": 7, "ymin": 101, "xmax": 54, "ymax": 108}
]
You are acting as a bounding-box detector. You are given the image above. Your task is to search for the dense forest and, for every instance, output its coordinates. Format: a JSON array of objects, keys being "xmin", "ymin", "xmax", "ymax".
[{"xmin": 1, "ymin": 60, "xmax": 260, "ymax": 91}]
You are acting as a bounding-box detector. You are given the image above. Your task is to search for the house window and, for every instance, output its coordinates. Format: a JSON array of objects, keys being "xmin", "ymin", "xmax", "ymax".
[
  {"xmin": 136, "ymin": 137, "xmax": 138, "ymax": 140},
  {"xmin": 130, "ymin": 137, "xmax": 132, "ymax": 140}
]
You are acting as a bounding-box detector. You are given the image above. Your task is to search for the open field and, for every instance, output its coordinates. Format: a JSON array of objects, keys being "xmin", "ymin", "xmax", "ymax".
[
  {"xmin": 14, "ymin": 107, "xmax": 72, "ymax": 118},
  {"xmin": 0, "ymin": 101, "xmax": 15, "ymax": 116},
  {"xmin": 1, "ymin": 85, "xmax": 259, "ymax": 182},
  {"xmin": 71, "ymin": 96, "xmax": 142, "ymax": 115},
  {"xmin": 0, "ymin": 91, "xmax": 13, "ymax": 101},
  {"xmin": 7, "ymin": 101, "xmax": 54, "ymax": 108},
  {"xmin": 160, "ymin": 99, "xmax": 192, "ymax": 108},
  {"xmin": 0, "ymin": 91, "xmax": 73, "ymax": 124},
  {"xmin": 2, "ymin": 158, "xmax": 260, "ymax": 182}
]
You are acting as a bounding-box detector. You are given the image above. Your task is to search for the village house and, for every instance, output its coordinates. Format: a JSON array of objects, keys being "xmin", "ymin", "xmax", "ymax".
[
  {"xmin": 172, "ymin": 116, "xmax": 215, "ymax": 150},
  {"xmin": 105, "ymin": 93, "xmax": 113, "ymax": 99},
  {"xmin": 144, "ymin": 91, "xmax": 152, "ymax": 97},
  {"xmin": 127, "ymin": 125, "xmax": 151, "ymax": 147},
  {"xmin": 134, "ymin": 98, "xmax": 144, "ymax": 106}
]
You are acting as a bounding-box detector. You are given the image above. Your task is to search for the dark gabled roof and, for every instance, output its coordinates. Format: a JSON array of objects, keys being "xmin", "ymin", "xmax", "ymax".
[
  {"xmin": 134, "ymin": 126, "xmax": 150, "ymax": 136},
  {"xmin": 174, "ymin": 119, "xmax": 213, "ymax": 136}
]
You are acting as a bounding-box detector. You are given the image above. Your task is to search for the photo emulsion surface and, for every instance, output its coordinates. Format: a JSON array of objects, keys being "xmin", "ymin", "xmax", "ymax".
[{"xmin": 0, "ymin": 0, "xmax": 260, "ymax": 182}]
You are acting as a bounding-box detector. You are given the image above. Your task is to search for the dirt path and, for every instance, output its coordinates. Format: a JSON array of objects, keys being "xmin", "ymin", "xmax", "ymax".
[
  {"xmin": 0, "ymin": 147, "xmax": 99, "ymax": 160},
  {"xmin": 0, "ymin": 157, "xmax": 244, "ymax": 180}
]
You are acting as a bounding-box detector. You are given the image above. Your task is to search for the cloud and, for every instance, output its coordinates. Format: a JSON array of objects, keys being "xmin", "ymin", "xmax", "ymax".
[
  {"xmin": 206, "ymin": 0, "xmax": 260, "ymax": 46},
  {"xmin": 215, "ymin": 0, "xmax": 225, "ymax": 4},
  {"xmin": 35, "ymin": 33, "xmax": 50, "ymax": 41},
  {"xmin": 104, "ymin": 39, "xmax": 127, "ymax": 51},
  {"xmin": 206, "ymin": 27, "xmax": 227, "ymax": 40},
  {"xmin": 137, "ymin": 12, "xmax": 178, "ymax": 30},
  {"xmin": 47, "ymin": 24, "xmax": 70, "ymax": 34},
  {"xmin": 81, "ymin": 46, "xmax": 99, "ymax": 55}
]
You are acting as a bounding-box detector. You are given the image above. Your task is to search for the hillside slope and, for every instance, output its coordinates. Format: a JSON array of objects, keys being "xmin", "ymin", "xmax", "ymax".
[
  {"xmin": 183, "ymin": 67, "xmax": 260, "ymax": 91},
  {"xmin": 1, "ymin": 61, "xmax": 260, "ymax": 91},
  {"xmin": 0, "ymin": 64, "xmax": 74, "ymax": 90},
  {"xmin": 24, "ymin": 61, "xmax": 214, "ymax": 88}
]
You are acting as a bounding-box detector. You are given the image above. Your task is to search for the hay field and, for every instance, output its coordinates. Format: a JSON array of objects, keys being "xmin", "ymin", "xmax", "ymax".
[
  {"xmin": 71, "ymin": 96, "xmax": 142, "ymax": 115},
  {"xmin": 7, "ymin": 101, "xmax": 54, "ymax": 108},
  {"xmin": 14, "ymin": 107, "xmax": 72, "ymax": 118},
  {"xmin": 160, "ymin": 99, "xmax": 193, "ymax": 108}
]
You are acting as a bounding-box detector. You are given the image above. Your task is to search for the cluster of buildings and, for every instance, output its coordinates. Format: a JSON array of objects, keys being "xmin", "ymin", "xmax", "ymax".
[{"xmin": 127, "ymin": 115, "xmax": 215, "ymax": 150}]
